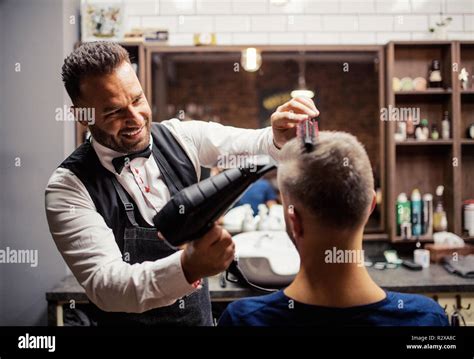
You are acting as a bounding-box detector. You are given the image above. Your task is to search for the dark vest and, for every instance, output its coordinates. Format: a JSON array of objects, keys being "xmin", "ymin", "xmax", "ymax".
[{"xmin": 60, "ymin": 123, "xmax": 213, "ymax": 326}]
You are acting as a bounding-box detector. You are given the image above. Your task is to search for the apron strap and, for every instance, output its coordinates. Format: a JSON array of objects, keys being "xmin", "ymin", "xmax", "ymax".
[
  {"xmin": 111, "ymin": 177, "xmax": 139, "ymax": 227},
  {"xmin": 151, "ymin": 147, "xmax": 185, "ymax": 195}
]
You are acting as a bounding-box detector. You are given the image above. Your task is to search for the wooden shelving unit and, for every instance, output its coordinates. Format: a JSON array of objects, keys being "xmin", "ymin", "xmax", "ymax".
[
  {"xmin": 386, "ymin": 41, "xmax": 474, "ymax": 243},
  {"xmin": 458, "ymin": 41, "xmax": 474, "ymax": 242}
]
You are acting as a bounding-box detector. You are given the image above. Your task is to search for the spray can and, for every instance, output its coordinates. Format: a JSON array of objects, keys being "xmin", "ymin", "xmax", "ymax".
[
  {"xmin": 411, "ymin": 189, "xmax": 422, "ymax": 236},
  {"xmin": 422, "ymin": 193, "xmax": 433, "ymax": 236},
  {"xmin": 401, "ymin": 222, "xmax": 412, "ymax": 240},
  {"xmin": 396, "ymin": 193, "xmax": 411, "ymax": 236}
]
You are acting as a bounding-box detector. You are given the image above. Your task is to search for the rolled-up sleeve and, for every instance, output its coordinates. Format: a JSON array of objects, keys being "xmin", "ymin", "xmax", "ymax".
[
  {"xmin": 45, "ymin": 168, "xmax": 198, "ymax": 313},
  {"xmin": 163, "ymin": 119, "xmax": 280, "ymax": 168}
]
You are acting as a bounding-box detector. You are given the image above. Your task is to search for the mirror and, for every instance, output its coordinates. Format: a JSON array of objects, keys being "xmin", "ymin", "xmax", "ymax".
[{"xmin": 150, "ymin": 49, "xmax": 384, "ymax": 233}]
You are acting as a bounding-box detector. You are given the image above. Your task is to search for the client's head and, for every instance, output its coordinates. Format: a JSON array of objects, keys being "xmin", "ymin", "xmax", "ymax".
[{"xmin": 278, "ymin": 131, "xmax": 376, "ymax": 249}]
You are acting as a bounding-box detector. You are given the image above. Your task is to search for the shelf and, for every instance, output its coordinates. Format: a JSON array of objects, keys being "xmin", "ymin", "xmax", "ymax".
[
  {"xmin": 363, "ymin": 233, "xmax": 389, "ymax": 241},
  {"xmin": 461, "ymin": 90, "xmax": 474, "ymax": 95},
  {"xmin": 461, "ymin": 139, "xmax": 474, "ymax": 145},
  {"xmin": 394, "ymin": 236, "xmax": 474, "ymax": 243},
  {"xmin": 395, "ymin": 89, "xmax": 452, "ymax": 95},
  {"xmin": 392, "ymin": 236, "xmax": 434, "ymax": 243},
  {"xmin": 395, "ymin": 140, "xmax": 452, "ymax": 146},
  {"xmin": 395, "ymin": 145, "xmax": 453, "ymax": 195},
  {"xmin": 391, "ymin": 43, "xmax": 453, "ymax": 91}
]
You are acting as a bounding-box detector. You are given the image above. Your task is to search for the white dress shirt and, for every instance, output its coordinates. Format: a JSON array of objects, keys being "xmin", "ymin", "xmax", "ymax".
[{"xmin": 45, "ymin": 118, "xmax": 280, "ymax": 313}]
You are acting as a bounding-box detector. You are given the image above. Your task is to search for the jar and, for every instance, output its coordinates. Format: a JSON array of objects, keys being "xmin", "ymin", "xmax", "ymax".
[{"xmin": 464, "ymin": 200, "xmax": 474, "ymax": 237}]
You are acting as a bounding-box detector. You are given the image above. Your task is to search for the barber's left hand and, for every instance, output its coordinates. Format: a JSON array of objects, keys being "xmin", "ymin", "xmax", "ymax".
[{"xmin": 270, "ymin": 97, "xmax": 319, "ymax": 149}]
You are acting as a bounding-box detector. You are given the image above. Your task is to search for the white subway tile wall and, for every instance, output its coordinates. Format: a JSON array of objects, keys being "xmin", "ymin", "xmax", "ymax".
[
  {"xmin": 305, "ymin": 32, "xmax": 341, "ymax": 44},
  {"xmin": 251, "ymin": 15, "xmax": 287, "ymax": 32},
  {"xmin": 113, "ymin": 0, "xmax": 474, "ymax": 44},
  {"xmin": 141, "ymin": 16, "xmax": 178, "ymax": 32},
  {"xmin": 269, "ymin": 32, "xmax": 305, "ymax": 44},
  {"xmin": 287, "ymin": 15, "xmax": 322, "ymax": 32},
  {"xmin": 465, "ymin": 15, "xmax": 474, "ymax": 31},
  {"xmin": 215, "ymin": 16, "xmax": 251, "ymax": 32},
  {"xmin": 233, "ymin": 32, "xmax": 269, "ymax": 44}
]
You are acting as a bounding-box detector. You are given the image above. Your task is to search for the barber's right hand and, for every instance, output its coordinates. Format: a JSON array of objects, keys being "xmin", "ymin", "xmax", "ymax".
[{"xmin": 180, "ymin": 223, "xmax": 235, "ymax": 284}]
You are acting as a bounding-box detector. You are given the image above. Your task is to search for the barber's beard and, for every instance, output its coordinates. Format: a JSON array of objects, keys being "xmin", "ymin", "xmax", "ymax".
[{"xmin": 89, "ymin": 118, "xmax": 151, "ymax": 154}]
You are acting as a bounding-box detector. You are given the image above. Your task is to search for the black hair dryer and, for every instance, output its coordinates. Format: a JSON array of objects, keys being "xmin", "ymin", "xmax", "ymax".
[{"xmin": 153, "ymin": 164, "xmax": 277, "ymax": 292}]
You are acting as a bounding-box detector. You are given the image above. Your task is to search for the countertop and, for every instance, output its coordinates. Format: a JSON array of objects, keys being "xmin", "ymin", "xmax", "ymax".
[{"xmin": 46, "ymin": 264, "xmax": 474, "ymax": 303}]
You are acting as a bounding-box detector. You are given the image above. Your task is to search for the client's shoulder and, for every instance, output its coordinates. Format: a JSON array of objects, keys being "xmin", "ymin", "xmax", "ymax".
[
  {"xmin": 387, "ymin": 291, "xmax": 444, "ymax": 313},
  {"xmin": 218, "ymin": 291, "xmax": 286, "ymax": 326},
  {"xmin": 384, "ymin": 291, "xmax": 449, "ymax": 325}
]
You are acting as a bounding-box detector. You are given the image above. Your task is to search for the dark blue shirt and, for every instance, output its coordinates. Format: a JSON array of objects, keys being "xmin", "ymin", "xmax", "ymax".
[
  {"xmin": 218, "ymin": 290, "xmax": 449, "ymax": 326},
  {"xmin": 234, "ymin": 179, "xmax": 277, "ymax": 215}
]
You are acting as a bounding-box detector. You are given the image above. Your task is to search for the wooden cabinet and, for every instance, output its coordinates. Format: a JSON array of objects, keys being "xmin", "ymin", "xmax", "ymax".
[
  {"xmin": 458, "ymin": 41, "xmax": 474, "ymax": 241},
  {"xmin": 386, "ymin": 41, "xmax": 474, "ymax": 242}
]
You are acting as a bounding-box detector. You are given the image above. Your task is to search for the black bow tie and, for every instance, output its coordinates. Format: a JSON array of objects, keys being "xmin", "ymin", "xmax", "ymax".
[{"xmin": 112, "ymin": 147, "xmax": 152, "ymax": 174}]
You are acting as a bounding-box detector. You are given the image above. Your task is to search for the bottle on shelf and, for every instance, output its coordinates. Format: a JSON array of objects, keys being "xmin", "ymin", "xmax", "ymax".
[
  {"xmin": 464, "ymin": 200, "xmax": 474, "ymax": 237},
  {"xmin": 431, "ymin": 124, "xmax": 439, "ymax": 140},
  {"xmin": 396, "ymin": 193, "xmax": 411, "ymax": 237},
  {"xmin": 433, "ymin": 185, "xmax": 448, "ymax": 232},
  {"xmin": 411, "ymin": 189, "xmax": 423, "ymax": 236},
  {"xmin": 394, "ymin": 121, "xmax": 407, "ymax": 142},
  {"xmin": 441, "ymin": 111, "xmax": 450, "ymax": 139},
  {"xmin": 428, "ymin": 59, "xmax": 443, "ymax": 88},
  {"xmin": 422, "ymin": 193, "xmax": 433, "ymax": 236}
]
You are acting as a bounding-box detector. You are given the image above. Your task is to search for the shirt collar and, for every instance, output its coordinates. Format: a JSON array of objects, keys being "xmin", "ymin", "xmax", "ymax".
[{"xmin": 91, "ymin": 134, "xmax": 153, "ymax": 175}]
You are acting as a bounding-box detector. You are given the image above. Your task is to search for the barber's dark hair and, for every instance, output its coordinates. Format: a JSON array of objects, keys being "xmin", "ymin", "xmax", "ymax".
[
  {"xmin": 278, "ymin": 131, "xmax": 374, "ymax": 229},
  {"xmin": 61, "ymin": 41, "xmax": 130, "ymax": 103}
]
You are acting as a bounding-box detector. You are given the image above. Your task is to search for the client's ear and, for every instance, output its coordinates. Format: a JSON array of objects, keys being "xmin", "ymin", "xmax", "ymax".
[
  {"xmin": 287, "ymin": 205, "xmax": 303, "ymax": 243},
  {"xmin": 369, "ymin": 190, "xmax": 377, "ymax": 214}
]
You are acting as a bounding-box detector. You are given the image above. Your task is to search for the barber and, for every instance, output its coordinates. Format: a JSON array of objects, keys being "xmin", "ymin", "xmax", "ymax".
[{"xmin": 45, "ymin": 41, "xmax": 319, "ymax": 326}]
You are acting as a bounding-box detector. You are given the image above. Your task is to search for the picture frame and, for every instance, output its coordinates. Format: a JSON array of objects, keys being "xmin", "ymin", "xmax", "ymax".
[{"xmin": 81, "ymin": 1, "xmax": 125, "ymax": 42}]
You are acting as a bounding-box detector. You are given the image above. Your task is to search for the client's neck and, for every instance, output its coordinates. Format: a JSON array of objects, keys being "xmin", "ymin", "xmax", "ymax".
[{"xmin": 285, "ymin": 223, "xmax": 386, "ymax": 308}]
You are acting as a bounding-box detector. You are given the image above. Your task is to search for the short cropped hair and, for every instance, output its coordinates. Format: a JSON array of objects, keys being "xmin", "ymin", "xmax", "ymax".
[
  {"xmin": 278, "ymin": 131, "xmax": 374, "ymax": 229},
  {"xmin": 61, "ymin": 41, "xmax": 130, "ymax": 103}
]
